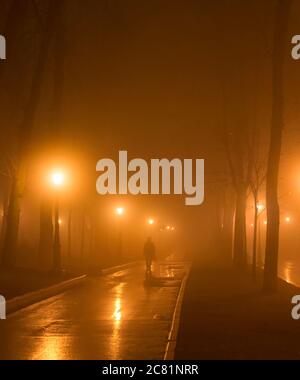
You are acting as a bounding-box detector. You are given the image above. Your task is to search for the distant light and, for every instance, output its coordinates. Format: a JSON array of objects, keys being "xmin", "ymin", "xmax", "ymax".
[
  {"xmin": 250, "ymin": 223, "xmax": 254, "ymax": 227},
  {"xmin": 166, "ymin": 225, "xmax": 171, "ymax": 230},
  {"xmin": 264, "ymin": 220, "xmax": 267, "ymax": 225},
  {"xmin": 285, "ymin": 216, "xmax": 291, "ymax": 223},
  {"xmin": 171, "ymin": 226, "xmax": 175, "ymax": 231},
  {"xmin": 148, "ymin": 218, "xmax": 154, "ymax": 225},
  {"xmin": 51, "ymin": 171, "xmax": 64, "ymax": 187},
  {"xmin": 116, "ymin": 207, "xmax": 124, "ymax": 216},
  {"xmin": 58, "ymin": 219, "xmax": 62, "ymax": 225},
  {"xmin": 257, "ymin": 203, "xmax": 264, "ymax": 211}
]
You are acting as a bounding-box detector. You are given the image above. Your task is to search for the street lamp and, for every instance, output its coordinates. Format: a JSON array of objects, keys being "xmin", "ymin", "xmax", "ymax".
[
  {"xmin": 252, "ymin": 202, "xmax": 265, "ymax": 277},
  {"xmin": 51, "ymin": 172, "xmax": 64, "ymax": 187},
  {"xmin": 285, "ymin": 216, "xmax": 291, "ymax": 223},
  {"xmin": 116, "ymin": 207, "xmax": 124, "ymax": 216},
  {"xmin": 257, "ymin": 203, "xmax": 264, "ymax": 212},
  {"xmin": 50, "ymin": 170, "xmax": 65, "ymax": 272},
  {"xmin": 148, "ymin": 218, "xmax": 155, "ymax": 225}
]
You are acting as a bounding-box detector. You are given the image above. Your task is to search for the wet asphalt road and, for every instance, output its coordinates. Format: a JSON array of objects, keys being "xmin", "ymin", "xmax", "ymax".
[{"xmin": 0, "ymin": 262, "xmax": 185, "ymax": 360}]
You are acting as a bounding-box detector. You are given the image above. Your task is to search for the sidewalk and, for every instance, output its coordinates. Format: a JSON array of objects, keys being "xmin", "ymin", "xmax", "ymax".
[
  {"xmin": 175, "ymin": 262, "xmax": 300, "ymax": 359},
  {"xmin": 0, "ymin": 261, "xmax": 136, "ymax": 300},
  {"xmin": 0, "ymin": 268, "xmax": 76, "ymax": 300},
  {"xmin": 0, "ymin": 260, "xmax": 188, "ymax": 360}
]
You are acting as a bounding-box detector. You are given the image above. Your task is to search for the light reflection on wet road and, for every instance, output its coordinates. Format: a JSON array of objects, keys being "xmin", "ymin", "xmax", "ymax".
[
  {"xmin": 0, "ymin": 262, "xmax": 186, "ymax": 360},
  {"xmin": 279, "ymin": 258, "xmax": 300, "ymax": 287}
]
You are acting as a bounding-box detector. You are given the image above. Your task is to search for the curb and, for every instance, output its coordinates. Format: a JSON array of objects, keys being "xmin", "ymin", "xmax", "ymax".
[
  {"xmin": 99, "ymin": 261, "xmax": 140, "ymax": 275},
  {"xmin": 164, "ymin": 263, "xmax": 191, "ymax": 360},
  {"xmin": 7, "ymin": 274, "xmax": 87, "ymax": 315},
  {"xmin": 6, "ymin": 261, "xmax": 140, "ymax": 316}
]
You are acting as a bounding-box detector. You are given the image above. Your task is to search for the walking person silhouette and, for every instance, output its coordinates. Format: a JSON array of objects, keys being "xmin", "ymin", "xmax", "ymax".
[{"xmin": 144, "ymin": 237, "xmax": 156, "ymax": 280}]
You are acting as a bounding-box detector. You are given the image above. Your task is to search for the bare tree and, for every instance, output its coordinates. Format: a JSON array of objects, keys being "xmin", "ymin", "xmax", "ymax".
[
  {"xmin": 263, "ymin": 0, "xmax": 292, "ymax": 292},
  {"xmin": 223, "ymin": 127, "xmax": 253, "ymax": 269},
  {"xmin": 249, "ymin": 150, "xmax": 266, "ymax": 278},
  {"xmin": 221, "ymin": 184, "xmax": 235, "ymax": 262},
  {"xmin": 38, "ymin": 0, "xmax": 65, "ymax": 270},
  {"xmin": 1, "ymin": 0, "xmax": 59, "ymax": 267},
  {"xmin": 207, "ymin": 179, "xmax": 234, "ymax": 263}
]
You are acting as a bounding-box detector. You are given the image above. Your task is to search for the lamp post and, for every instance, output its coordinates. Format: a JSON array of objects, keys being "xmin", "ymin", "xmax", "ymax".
[
  {"xmin": 252, "ymin": 203, "xmax": 265, "ymax": 277},
  {"xmin": 51, "ymin": 171, "xmax": 64, "ymax": 272},
  {"xmin": 116, "ymin": 207, "xmax": 124, "ymax": 261}
]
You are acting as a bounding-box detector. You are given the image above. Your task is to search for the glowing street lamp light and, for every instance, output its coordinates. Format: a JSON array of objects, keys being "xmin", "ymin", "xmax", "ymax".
[
  {"xmin": 285, "ymin": 216, "xmax": 291, "ymax": 223},
  {"xmin": 256, "ymin": 203, "xmax": 264, "ymax": 212},
  {"xmin": 147, "ymin": 218, "xmax": 156, "ymax": 242},
  {"xmin": 116, "ymin": 207, "xmax": 124, "ymax": 216},
  {"xmin": 51, "ymin": 171, "xmax": 65, "ymax": 188},
  {"xmin": 264, "ymin": 220, "xmax": 267, "ymax": 225}
]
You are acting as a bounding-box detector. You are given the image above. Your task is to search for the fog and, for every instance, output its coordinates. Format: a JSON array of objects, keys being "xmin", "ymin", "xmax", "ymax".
[{"xmin": 1, "ymin": 0, "xmax": 300, "ymax": 286}]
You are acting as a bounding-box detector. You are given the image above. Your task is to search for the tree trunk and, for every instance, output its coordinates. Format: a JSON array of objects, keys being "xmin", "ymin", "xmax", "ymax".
[
  {"xmin": 38, "ymin": 0, "xmax": 65, "ymax": 269},
  {"xmin": 1, "ymin": 163, "xmax": 25, "ymax": 267},
  {"xmin": 38, "ymin": 199, "xmax": 53, "ymax": 270},
  {"xmin": 263, "ymin": 0, "xmax": 291, "ymax": 292},
  {"xmin": 67, "ymin": 208, "xmax": 72, "ymax": 265},
  {"xmin": 222, "ymin": 190, "xmax": 235, "ymax": 262},
  {"xmin": 252, "ymin": 194, "xmax": 258, "ymax": 277},
  {"xmin": 257, "ymin": 218, "xmax": 262, "ymax": 266},
  {"xmin": 1, "ymin": 0, "xmax": 58, "ymax": 268},
  {"xmin": 53, "ymin": 198, "xmax": 61, "ymax": 271},
  {"xmin": 0, "ymin": 1, "xmax": 30, "ymax": 265},
  {"xmin": 215, "ymin": 189, "xmax": 223, "ymax": 254},
  {"xmin": 233, "ymin": 183, "xmax": 247, "ymax": 269},
  {"xmin": 0, "ymin": 189, "xmax": 9, "ymax": 252},
  {"xmin": 80, "ymin": 213, "xmax": 85, "ymax": 261}
]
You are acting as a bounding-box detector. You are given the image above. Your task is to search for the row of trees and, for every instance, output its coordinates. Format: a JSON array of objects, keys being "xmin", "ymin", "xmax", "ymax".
[
  {"xmin": 219, "ymin": 0, "xmax": 292, "ymax": 292},
  {"xmin": 0, "ymin": 0, "xmax": 66, "ymax": 269},
  {"xmin": 0, "ymin": 0, "xmax": 141, "ymax": 271}
]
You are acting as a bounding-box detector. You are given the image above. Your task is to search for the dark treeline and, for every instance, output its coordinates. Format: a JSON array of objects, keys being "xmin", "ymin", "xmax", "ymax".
[{"xmin": 219, "ymin": 0, "xmax": 292, "ymax": 292}]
